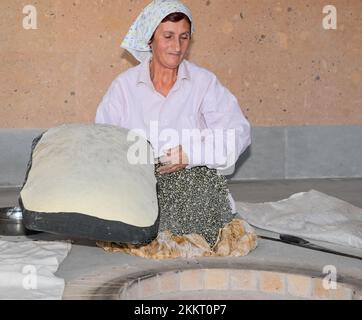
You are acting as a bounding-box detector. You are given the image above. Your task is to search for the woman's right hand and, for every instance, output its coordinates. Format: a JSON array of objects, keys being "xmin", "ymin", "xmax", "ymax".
[{"xmin": 157, "ymin": 145, "xmax": 189, "ymax": 174}]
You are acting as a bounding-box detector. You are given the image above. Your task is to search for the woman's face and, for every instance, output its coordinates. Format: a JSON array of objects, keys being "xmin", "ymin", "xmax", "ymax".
[{"xmin": 149, "ymin": 19, "xmax": 191, "ymax": 69}]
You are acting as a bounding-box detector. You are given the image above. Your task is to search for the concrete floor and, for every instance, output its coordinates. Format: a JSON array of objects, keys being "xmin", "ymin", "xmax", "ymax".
[{"xmin": 1, "ymin": 178, "xmax": 362, "ymax": 298}]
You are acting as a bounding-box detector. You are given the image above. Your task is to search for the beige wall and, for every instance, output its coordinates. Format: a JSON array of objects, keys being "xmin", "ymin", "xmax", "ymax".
[{"xmin": 1, "ymin": 0, "xmax": 361, "ymax": 128}]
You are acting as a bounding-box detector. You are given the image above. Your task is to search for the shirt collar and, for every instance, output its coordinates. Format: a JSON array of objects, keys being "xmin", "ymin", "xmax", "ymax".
[{"xmin": 136, "ymin": 55, "xmax": 190, "ymax": 87}]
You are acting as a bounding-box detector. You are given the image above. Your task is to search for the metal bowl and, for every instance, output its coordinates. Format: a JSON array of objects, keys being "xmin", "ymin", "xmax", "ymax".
[{"xmin": 0, "ymin": 207, "xmax": 39, "ymax": 236}]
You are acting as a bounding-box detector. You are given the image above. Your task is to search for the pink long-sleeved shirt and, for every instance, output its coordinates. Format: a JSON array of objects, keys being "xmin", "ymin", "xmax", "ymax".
[{"xmin": 95, "ymin": 56, "xmax": 251, "ymax": 174}]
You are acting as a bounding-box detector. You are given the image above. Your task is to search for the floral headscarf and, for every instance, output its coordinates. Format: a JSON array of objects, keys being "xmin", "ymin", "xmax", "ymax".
[{"xmin": 121, "ymin": 0, "xmax": 194, "ymax": 63}]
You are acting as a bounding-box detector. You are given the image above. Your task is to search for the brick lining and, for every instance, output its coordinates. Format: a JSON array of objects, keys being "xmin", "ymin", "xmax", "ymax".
[{"xmin": 120, "ymin": 269, "xmax": 359, "ymax": 300}]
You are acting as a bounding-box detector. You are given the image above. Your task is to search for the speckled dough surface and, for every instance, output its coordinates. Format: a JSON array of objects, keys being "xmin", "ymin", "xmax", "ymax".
[{"xmin": 155, "ymin": 165, "xmax": 233, "ymax": 247}]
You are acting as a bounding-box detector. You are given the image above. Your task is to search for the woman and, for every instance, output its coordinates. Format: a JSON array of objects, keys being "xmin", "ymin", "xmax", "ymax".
[{"xmin": 95, "ymin": 0, "xmax": 251, "ymax": 246}]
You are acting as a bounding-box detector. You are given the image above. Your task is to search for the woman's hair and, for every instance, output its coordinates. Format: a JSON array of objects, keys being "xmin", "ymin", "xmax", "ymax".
[
  {"xmin": 162, "ymin": 12, "xmax": 192, "ymax": 26},
  {"xmin": 148, "ymin": 12, "xmax": 192, "ymax": 44}
]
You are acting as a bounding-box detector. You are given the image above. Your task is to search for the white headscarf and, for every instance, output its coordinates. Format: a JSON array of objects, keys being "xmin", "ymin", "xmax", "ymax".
[{"xmin": 121, "ymin": 0, "xmax": 194, "ymax": 63}]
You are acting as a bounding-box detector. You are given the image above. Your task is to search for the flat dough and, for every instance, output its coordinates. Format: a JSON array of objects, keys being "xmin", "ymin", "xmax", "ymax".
[{"xmin": 20, "ymin": 124, "xmax": 158, "ymax": 228}]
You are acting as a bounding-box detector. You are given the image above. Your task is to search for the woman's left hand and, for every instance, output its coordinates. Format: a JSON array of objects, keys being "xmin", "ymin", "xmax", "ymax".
[{"xmin": 157, "ymin": 145, "xmax": 189, "ymax": 174}]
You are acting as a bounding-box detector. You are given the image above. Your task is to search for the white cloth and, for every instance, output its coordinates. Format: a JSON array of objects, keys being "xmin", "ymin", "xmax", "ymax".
[
  {"xmin": 0, "ymin": 240, "xmax": 71, "ymax": 300},
  {"xmin": 235, "ymin": 190, "xmax": 362, "ymax": 249},
  {"xmin": 121, "ymin": 0, "xmax": 194, "ymax": 62}
]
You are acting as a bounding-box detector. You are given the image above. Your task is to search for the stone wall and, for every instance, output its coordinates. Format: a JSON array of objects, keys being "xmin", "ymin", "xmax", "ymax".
[{"xmin": 1, "ymin": 0, "xmax": 361, "ymax": 127}]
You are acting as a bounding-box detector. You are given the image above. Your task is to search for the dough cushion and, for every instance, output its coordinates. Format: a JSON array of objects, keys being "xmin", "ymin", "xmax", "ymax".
[{"xmin": 20, "ymin": 124, "xmax": 159, "ymax": 244}]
